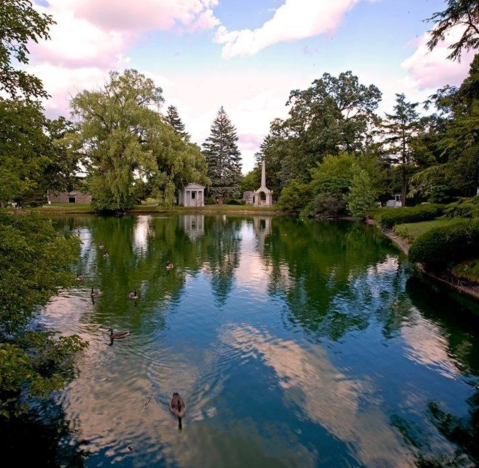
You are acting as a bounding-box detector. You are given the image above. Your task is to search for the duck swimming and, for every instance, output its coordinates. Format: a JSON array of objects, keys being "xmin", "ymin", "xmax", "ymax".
[
  {"xmin": 90, "ymin": 287, "xmax": 101, "ymax": 297},
  {"xmin": 128, "ymin": 290, "xmax": 139, "ymax": 300},
  {"xmin": 99, "ymin": 243, "xmax": 104, "ymax": 250},
  {"xmin": 76, "ymin": 274, "xmax": 84, "ymax": 281},
  {"xmin": 103, "ymin": 251, "xmax": 109, "ymax": 259},
  {"xmin": 107, "ymin": 328, "xmax": 130, "ymax": 340},
  {"xmin": 169, "ymin": 392, "xmax": 187, "ymax": 429},
  {"xmin": 166, "ymin": 261, "xmax": 174, "ymax": 270}
]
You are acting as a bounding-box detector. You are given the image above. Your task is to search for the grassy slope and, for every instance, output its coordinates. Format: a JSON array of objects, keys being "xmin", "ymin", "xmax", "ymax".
[{"xmin": 393, "ymin": 218, "xmax": 468, "ymax": 242}]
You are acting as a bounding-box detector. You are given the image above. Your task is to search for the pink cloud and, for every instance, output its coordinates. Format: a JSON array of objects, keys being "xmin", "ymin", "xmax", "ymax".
[{"xmin": 402, "ymin": 26, "xmax": 475, "ymax": 90}]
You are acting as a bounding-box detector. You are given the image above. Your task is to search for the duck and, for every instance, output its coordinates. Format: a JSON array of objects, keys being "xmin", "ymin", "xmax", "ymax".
[
  {"xmin": 99, "ymin": 243, "xmax": 104, "ymax": 250},
  {"xmin": 76, "ymin": 274, "xmax": 84, "ymax": 281},
  {"xmin": 103, "ymin": 251, "xmax": 109, "ymax": 259},
  {"xmin": 107, "ymin": 328, "xmax": 130, "ymax": 340},
  {"xmin": 128, "ymin": 290, "xmax": 139, "ymax": 300},
  {"xmin": 90, "ymin": 287, "xmax": 101, "ymax": 297},
  {"xmin": 169, "ymin": 392, "xmax": 187, "ymax": 429},
  {"xmin": 166, "ymin": 261, "xmax": 174, "ymax": 271}
]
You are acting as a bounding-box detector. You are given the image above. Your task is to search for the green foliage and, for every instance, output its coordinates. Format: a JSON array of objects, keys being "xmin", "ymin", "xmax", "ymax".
[
  {"xmin": 310, "ymin": 153, "xmax": 356, "ymax": 197},
  {"xmin": 346, "ymin": 165, "xmax": 377, "ymax": 218},
  {"xmin": 409, "ymin": 220, "xmax": 479, "ymax": 270},
  {"xmin": 0, "ymin": 0, "xmax": 54, "ymax": 99},
  {"xmin": 0, "ymin": 211, "xmax": 80, "ymax": 334},
  {"xmin": 378, "ymin": 205, "xmax": 446, "ymax": 228},
  {"xmin": 204, "ymin": 197, "xmax": 216, "ymax": 205},
  {"xmin": 393, "ymin": 218, "xmax": 466, "ymax": 242},
  {"xmin": 203, "ymin": 107, "xmax": 242, "ymax": 201},
  {"xmin": 70, "ymin": 70, "xmax": 208, "ymax": 211},
  {"xmin": 312, "ymin": 193, "xmax": 347, "ymax": 219},
  {"xmin": 446, "ymin": 195, "xmax": 479, "ymax": 218},
  {"xmin": 452, "ymin": 258, "xmax": 479, "ymax": 282},
  {"xmin": 225, "ymin": 199, "xmax": 242, "ymax": 205},
  {"xmin": 427, "ymin": 0, "xmax": 479, "ymax": 61},
  {"xmin": 240, "ymin": 169, "xmax": 260, "ymax": 193},
  {"xmin": 164, "ymin": 105, "xmax": 189, "ymax": 140},
  {"xmin": 278, "ymin": 181, "xmax": 312, "ymax": 214}
]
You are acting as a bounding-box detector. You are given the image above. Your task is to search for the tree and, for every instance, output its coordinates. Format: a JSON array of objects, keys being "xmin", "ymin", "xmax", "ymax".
[
  {"xmin": 427, "ymin": 0, "xmax": 479, "ymax": 61},
  {"xmin": 70, "ymin": 69, "xmax": 208, "ymax": 211},
  {"xmin": 203, "ymin": 107, "xmax": 242, "ymax": 203},
  {"xmin": 346, "ymin": 165, "xmax": 377, "ymax": 218},
  {"xmin": 0, "ymin": 0, "xmax": 54, "ymax": 99},
  {"xmin": 164, "ymin": 105, "xmax": 189, "ymax": 140},
  {"xmin": 382, "ymin": 94, "xmax": 422, "ymax": 206},
  {"xmin": 258, "ymin": 72, "xmax": 382, "ymax": 187}
]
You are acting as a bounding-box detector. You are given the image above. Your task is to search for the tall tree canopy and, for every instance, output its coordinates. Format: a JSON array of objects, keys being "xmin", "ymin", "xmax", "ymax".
[
  {"xmin": 70, "ymin": 69, "xmax": 208, "ymax": 211},
  {"xmin": 428, "ymin": 0, "xmax": 479, "ymax": 60},
  {"xmin": 0, "ymin": 0, "xmax": 54, "ymax": 99},
  {"xmin": 203, "ymin": 107, "xmax": 242, "ymax": 202},
  {"xmin": 258, "ymin": 71, "xmax": 382, "ymax": 188},
  {"xmin": 165, "ymin": 105, "xmax": 189, "ymax": 140}
]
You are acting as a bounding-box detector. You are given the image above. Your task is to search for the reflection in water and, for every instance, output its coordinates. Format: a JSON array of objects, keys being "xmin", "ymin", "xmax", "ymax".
[{"xmin": 24, "ymin": 215, "xmax": 479, "ymax": 467}]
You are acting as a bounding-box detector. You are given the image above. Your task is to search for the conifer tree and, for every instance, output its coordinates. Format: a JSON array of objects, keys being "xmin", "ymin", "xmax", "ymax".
[
  {"xmin": 165, "ymin": 105, "xmax": 189, "ymax": 140},
  {"xmin": 203, "ymin": 107, "xmax": 242, "ymax": 202}
]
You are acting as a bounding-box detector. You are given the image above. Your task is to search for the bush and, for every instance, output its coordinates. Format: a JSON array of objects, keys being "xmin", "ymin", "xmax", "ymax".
[
  {"xmin": 226, "ymin": 199, "xmax": 241, "ymax": 205},
  {"xmin": 278, "ymin": 181, "xmax": 311, "ymax": 214},
  {"xmin": 204, "ymin": 197, "xmax": 216, "ymax": 205},
  {"xmin": 378, "ymin": 204, "xmax": 446, "ymax": 228},
  {"xmin": 313, "ymin": 193, "xmax": 347, "ymax": 219},
  {"xmin": 445, "ymin": 196, "xmax": 479, "ymax": 219},
  {"xmin": 409, "ymin": 220, "xmax": 479, "ymax": 270}
]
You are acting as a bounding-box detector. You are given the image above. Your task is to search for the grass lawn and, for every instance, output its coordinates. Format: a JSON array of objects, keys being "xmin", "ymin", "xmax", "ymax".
[
  {"xmin": 35, "ymin": 203, "xmax": 280, "ymax": 214},
  {"xmin": 393, "ymin": 217, "xmax": 468, "ymax": 241}
]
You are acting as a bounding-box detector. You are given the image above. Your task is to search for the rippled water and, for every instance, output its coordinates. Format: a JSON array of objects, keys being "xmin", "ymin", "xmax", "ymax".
[{"xmin": 36, "ymin": 215, "xmax": 479, "ymax": 467}]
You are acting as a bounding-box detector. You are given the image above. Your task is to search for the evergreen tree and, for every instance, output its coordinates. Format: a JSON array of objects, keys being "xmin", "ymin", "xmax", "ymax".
[
  {"xmin": 203, "ymin": 107, "xmax": 242, "ymax": 202},
  {"xmin": 165, "ymin": 105, "xmax": 189, "ymax": 140},
  {"xmin": 382, "ymin": 94, "xmax": 422, "ymax": 207}
]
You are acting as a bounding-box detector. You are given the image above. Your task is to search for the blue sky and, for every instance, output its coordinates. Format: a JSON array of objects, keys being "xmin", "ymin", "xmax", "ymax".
[{"xmin": 31, "ymin": 0, "xmax": 473, "ymax": 172}]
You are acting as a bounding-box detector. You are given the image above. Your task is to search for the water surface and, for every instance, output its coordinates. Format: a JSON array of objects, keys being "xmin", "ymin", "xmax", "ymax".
[{"xmin": 40, "ymin": 215, "xmax": 479, "ymax": 467}]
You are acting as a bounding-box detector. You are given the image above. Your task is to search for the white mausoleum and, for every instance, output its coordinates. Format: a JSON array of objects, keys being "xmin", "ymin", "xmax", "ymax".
[
  {"xmin": 254, "ymin": 161, "xmax": 273, "ymax": 207},
  {"xmin": 178, "ymin": 183, "xmax": 205, "ymax": 207}
]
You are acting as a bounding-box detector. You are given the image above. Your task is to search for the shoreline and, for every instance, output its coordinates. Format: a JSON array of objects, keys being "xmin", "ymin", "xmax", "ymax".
[{"xmin": 369, "ymin": 219, "xmax": 479, "ymax": 302}]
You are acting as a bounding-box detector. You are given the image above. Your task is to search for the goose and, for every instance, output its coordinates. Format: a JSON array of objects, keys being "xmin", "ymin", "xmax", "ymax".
[
  {"xmin": 103, "ymin": 251, "xmax": 110, "ymax": 259},
  {"xmin": 169, "ymin": 392, "xmax": 187, "ymax": 429},
  {"xmin": 166, "ymin": 261, "xmax": 174, "ymax": 271},
  {"xmin": 90, "ymin": 287, "xmax": 101, "ymax": 297},
  {"xmin": 107, "ymin": 328, "xmax": 130, "ymax": 340},
  {"xmin": 128, "ymin": 290, "xmax": 139, "ymax": 300},
  {"xmin": 76, "ymin": 274, "xmax": 84, "ymax": 281},
  {"xmin": 99, "ymin": 243, "xmax": 104, "ymax": 250}
]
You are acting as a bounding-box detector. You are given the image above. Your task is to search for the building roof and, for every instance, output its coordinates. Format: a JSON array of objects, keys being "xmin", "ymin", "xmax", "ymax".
[{"xmin": 183, "ymin": 183, "xmax": 205, "ymax": 189}]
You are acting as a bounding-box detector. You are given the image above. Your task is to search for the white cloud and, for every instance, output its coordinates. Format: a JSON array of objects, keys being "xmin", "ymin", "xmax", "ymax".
[
  {"xmin": 402, "ymin": 26, "xmax": 474, "ymax": 90},
  {"xmin": 215, "ymin": 0, "xmax": 373, "ymax": 59}
]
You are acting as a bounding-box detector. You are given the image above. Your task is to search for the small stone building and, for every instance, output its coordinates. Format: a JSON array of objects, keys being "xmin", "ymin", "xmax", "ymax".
[
  {"xmin": 178, "ymin": 183, "xmax": 205, "ymax": 207},
  {"xmin": 243, "ymin": 191, "xmax": 254, "ymax": 205},
  {"xmin": 253, "ymin": 161, "xmax": 273, "ymax": 207},
  {"xmin": 47, "ymin": 190, "xmax": 92, "ymax": 204}
]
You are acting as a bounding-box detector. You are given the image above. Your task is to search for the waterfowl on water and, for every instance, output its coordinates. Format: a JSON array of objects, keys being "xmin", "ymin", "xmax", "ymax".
[
  {"xmin": 103, "ymin": 251, "xmax": 109, "ymax": 259},
  {"xmin": 107, "ymin": 328, "xmax": 130, "ymax": 339},
  {"xmin": 169, "ymin": 392, "xmax": 186, "ymax": 429},
  {"xmin": 128, "ymin": 290, "xmax": 139, "ymax": 300},
  {"xmin": 166, "ymin": 261, "xmax": 174, "ymax": 270},
  {"xmin": 76, "ymin": 274, "xmax": 84, "ymax": 281},
  {"xmin": 90, "ymin": 287, "xmax": 101, "ymax": 297},
  {"xmin": 99, "ymin": 243, "xmax": 104, "ymax": 250}
]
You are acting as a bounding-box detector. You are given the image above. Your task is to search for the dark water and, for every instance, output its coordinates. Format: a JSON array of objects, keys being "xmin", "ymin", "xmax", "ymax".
[{"xmin": 35, "ymin": 215, "xmax": 479, "ymax": 467}]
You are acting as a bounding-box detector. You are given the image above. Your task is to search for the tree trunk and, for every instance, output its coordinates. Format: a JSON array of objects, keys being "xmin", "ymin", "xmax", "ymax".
[{"xmin": 401, "ymin": 169, "xmax": 407, "ymax": 207}]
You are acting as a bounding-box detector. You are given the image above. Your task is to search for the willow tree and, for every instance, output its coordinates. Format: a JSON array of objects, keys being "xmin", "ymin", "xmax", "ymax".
[{"xmin": 71, "ymin": 70, "xmax": 208, "ymax": 211}]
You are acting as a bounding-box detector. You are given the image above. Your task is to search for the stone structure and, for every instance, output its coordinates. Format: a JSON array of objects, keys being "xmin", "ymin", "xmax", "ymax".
[
  {"xmin": 178, "ymin": 183, "xmax": 205, "ymax": 207},
  {"xmin": 47, "ymin": 190, "xmax": 92, "ymax": 204},
  {"xmin": 253, "ymin": 161, "xmax": 273, "ymax": 207},
  {"xmin": 386, "ymin": 193, "xmax": 402, "ymax": 208},
  {"xmin": 179, "ymin": 215, "xmax": 205, "ymax": 240},
  {"xmin": 243, "ymin": 191, "xmax": 254, "ymax": 205}
]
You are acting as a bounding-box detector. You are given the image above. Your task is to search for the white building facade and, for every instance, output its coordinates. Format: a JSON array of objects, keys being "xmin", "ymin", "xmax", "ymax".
[{"xmin": 178, "ymin": 183, "xmax": 205, "ymax": 207}]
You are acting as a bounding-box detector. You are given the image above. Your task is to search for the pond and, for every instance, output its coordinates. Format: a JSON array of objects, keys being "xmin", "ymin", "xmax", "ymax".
[{"xmin": 35, "ymin": 215, "xmax": 479, "ymax": 467}]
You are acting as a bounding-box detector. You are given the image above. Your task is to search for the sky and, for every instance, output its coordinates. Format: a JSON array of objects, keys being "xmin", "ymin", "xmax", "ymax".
[{"xmin": 29, "ymin": 0, "xmax": 476, "ymax": 173}]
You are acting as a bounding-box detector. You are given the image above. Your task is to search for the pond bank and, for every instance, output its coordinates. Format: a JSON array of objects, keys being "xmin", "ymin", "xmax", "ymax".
[{"xmin": 368, "ymin": 219, "xmax": 479, "ymax": 302}]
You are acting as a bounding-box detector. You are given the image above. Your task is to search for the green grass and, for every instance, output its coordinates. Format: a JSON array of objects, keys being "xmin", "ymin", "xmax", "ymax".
[
  {"xmin": 452, "ymin": 259, "xmax": 479, "ymax": 282},
  {"xmin": 35, "ymin": 203, "xmax": 280, "ymax": 214},
  {"xmin": 393, "ymin": 218, "xmax": 469, "ymax": 241}
]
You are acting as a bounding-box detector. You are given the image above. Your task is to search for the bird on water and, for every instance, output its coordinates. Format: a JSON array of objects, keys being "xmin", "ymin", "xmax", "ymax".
[{"xmin": 169, "ymin": 392, "xmax": 187, "ymax": 429}]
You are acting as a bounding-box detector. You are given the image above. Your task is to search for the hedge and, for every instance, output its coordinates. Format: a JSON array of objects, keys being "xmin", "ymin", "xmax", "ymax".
[
  {"xmin": 409, "ymin": 220, "xmax": 479, "ymax": 270},
  {"xmin": 378, "ymin": 204, "xmax": 445, "ymax": 228}
]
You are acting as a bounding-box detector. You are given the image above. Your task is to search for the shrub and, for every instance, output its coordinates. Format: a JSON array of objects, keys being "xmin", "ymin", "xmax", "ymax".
[
  {"xmin": 345, "ymin": 165, "xmax": 377, "ymax": 218},
  {"xmin": 225, "ymin": 199, "xmax": 241, "ymax": 205},
  {"xmin": 378, "ymin": 204, "xmax": 445, "ymax": 228},
  {"xmin": 409, "ymin": 220, "xmax": 479, "ymax": 270},
  {"xmin": 204, "ymin": 197, "xmax": 216, "ymax": 205},
  {"xmin": 278, "ymin": 181, "xmax": 311, "ymax": 214},
  {"xmin": 445, "ymin": 196, "xmax": 479, "ymax": 219},
  {"xmin": 313, "ymin": 193, "xmax": 347, "ymax": 219}
]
